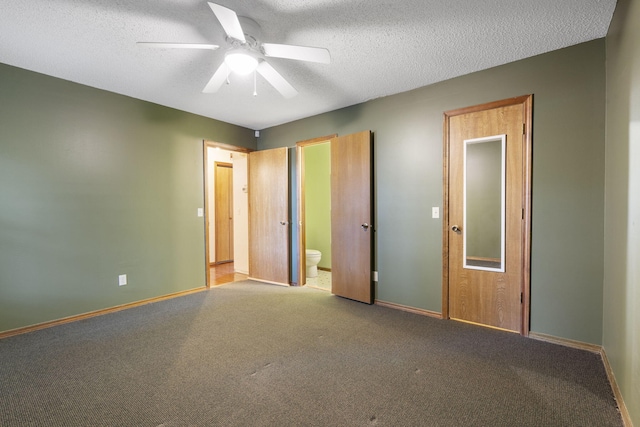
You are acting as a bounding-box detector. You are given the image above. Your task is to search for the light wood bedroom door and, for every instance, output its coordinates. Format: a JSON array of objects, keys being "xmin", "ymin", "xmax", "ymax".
[
  {"xmin": 444, "ymin": 95, "xmax": 532, "ymax": 334},
  {"xmin": 248, "ymin": 147, "xmax": 290, "ymax": 286},
  {"xmin": 331, "ymin": 131, "xmax": 373, "ymax": 304},
  {"xmin": 214, "ymin": 162, "xmax": 233, "ymax": 263}
]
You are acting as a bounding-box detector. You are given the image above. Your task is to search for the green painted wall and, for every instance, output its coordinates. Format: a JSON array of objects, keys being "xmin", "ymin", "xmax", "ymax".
[
  {"xmin": 304, "ymin": 143, "xmax": 331, "ymax": 269},
  {"xmin": 260, "ymin": 40, "xmax": 606, "ymax": 345},
  {"xmin": 0, "ymin": 63, "xmax": 255, "ymax": 333},
  {"xmin": 603, "ymin": 0, "xmax": 640, "ymax": 424}
]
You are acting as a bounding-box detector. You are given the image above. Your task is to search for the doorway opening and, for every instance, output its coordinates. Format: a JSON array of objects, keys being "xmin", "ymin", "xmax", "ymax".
[
  {"xmin": 204, "ymin": 141, "xmax": 252, "ymax": 287},
  {"xmin": 296, "ymin": 135, "xmax": 336, "ymax": 289}
]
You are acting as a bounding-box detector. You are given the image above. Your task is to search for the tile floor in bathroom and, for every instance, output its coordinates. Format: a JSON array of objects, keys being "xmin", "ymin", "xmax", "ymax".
[{"xmin": 305, "ymin": 270, "xmax": 331, "ymax": 292}]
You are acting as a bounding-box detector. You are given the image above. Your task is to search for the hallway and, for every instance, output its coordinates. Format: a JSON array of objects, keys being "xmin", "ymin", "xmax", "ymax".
[{"xmin": 210, "ymin": 263, "xmax": 247, "ymax": 286}]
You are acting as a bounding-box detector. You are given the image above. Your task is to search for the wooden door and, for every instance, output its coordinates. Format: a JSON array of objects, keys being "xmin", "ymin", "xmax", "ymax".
[
  {"xmin": 331, "ymin": 131, "xmax": 373, "ymax": 304},
  {"xmin": 215, "ymin": 162, "xmax": 233, "ymax": 263},
  {"xmin": 248, "ymin": 148, "xmax": 290, "ymax": 286},
  {"xmin": 444, "ymin": 96, "xmax": 532, "ymax": 334}
]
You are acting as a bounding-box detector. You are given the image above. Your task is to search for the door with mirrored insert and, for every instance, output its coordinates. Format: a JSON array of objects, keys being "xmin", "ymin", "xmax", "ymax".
[{"xmin": 444, "ymin": 96, "xmax": 532, "ymax": 334}]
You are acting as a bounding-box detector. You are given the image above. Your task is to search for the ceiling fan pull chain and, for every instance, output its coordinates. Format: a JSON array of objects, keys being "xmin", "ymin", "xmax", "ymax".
[{"xmin": 253, "ymin": 70, "xmax": 258, "ymax": 97}]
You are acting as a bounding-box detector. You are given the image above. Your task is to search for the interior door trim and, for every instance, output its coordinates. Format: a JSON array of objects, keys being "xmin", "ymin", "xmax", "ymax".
[
  {"xmin": 441, "ymin": 95, "xmax": 533, "ymax": 335},
  {"xmin": 295, "ymin": 134, "xmax": 337, "ymax": 287}
]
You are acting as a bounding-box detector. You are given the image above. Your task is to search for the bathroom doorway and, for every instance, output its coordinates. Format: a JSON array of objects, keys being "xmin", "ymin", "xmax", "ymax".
[
  {"xmin": 296, "ymin": 131, "xmax": 374, "ymax": 303},
  {"xmin": 296, "ymin": 136, "xmax": 336, "ymax": 290},
  {"xmin": 204, "ymin": 141, "xmax": 251, "ymax": 287}
]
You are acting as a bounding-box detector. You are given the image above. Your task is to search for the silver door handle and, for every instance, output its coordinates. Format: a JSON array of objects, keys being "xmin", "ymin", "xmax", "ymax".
[
  {"xmin": 361, "ymin": 223, "xmax": 370, "ymax": 231},
  {"xmin": 451, "ymin": 225, "xmax": 461, "ymax": 233}
]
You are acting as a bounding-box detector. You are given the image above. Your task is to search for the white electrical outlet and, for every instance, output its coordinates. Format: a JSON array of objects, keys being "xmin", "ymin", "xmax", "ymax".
[
  {"xmin": 432, "ymin": 207, "xmax": 440, "ymax": 219},
  {"xmin": 197, "ymin": 208, "xmax": 204, "ymax": 217},
  {"xmin": 118, "ymin": 274, "xmax": 127, "ymax": 286},
  {"xmin": 372, "ymin": 271, "xmax": 378, "ymax": 282}
]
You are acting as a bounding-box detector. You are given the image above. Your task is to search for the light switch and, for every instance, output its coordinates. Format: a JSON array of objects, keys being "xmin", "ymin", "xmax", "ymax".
[
  {"xmin": 432, "ymin": 207, "xmax": 440, "ymax": 219},
  {"xmin": 197, "ymin": 208, "xmax": 204, "ymax": 217}
]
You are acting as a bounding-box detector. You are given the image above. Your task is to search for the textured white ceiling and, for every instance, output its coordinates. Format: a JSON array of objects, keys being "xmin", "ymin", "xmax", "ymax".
[{"xmin": 0, "ymin": 0, "xmax": 616, "ymax": 130}]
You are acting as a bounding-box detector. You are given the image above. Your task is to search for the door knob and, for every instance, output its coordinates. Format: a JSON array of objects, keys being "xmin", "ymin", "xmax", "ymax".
[
  {"xmin": 361, "ymin": 223, "xmax": 370, "ymax": 231},
  {"xmin": 280, "ymin": 221, "xmax": 289, "ymax": 225},
  {"xmin": 451, "ymin": 225, "xmax": 461, "ymax": 233}
]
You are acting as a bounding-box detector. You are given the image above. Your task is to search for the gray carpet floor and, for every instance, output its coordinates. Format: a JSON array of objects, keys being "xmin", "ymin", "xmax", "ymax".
[{"xmin": 0, "ymin": 281, "xmax": 623, "ymax": 426}]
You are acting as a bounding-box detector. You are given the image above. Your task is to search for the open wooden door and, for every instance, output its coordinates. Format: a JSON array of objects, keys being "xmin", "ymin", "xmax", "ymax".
[
  {"xmin": 331, "ymin": 131, "xmax": 373, "ymax": 303},
  {"xmin": 248, "ymin": 147, "xmax": 290, "ymax": 286}
]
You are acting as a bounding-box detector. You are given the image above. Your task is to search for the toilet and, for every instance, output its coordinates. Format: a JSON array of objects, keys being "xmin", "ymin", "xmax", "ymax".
[{"xmin": 305, "ymin": 249, "xmax": 322, "ymax": 278}]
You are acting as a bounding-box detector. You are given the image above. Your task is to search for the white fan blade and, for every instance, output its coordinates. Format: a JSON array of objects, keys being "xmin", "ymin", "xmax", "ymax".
[
  {"xmin": 263, "ymin": 43, "xmax": 330, "ymax": 64},
  {"xmin": 137, "ymin": 42, "xmax": 219, "ymax": 50},
  {"xmin": 208, "ymin": 2, "xmax": 245, "ymax": 42},
  {"xmin": 257, "ymin": 61, "xmax": 298, "ymax": 98},
  {"xmin": 203, "ymin": 62, "xmax": 230, "ymax": 93}
]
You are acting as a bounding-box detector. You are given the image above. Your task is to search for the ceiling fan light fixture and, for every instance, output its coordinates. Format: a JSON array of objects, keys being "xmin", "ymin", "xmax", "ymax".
[{"xmin": 224, "ymin": 49, "xmax": 259, "ymax": 75}]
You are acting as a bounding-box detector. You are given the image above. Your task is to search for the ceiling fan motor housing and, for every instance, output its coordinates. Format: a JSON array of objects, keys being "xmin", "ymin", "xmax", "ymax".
[{"xmin": 236, "ymin": 16, "xmax": 262, "ymax": 48}]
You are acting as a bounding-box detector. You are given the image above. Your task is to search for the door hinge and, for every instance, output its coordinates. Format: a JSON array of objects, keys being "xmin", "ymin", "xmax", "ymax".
[
  {"xmin": 520, "ymin": 292, "xmax": 523, "ymax": 304},
  {"xmin": 523, "ymin": 123, "xmax": 526, "ymax": 135},
  {"xmin": 522, "ymin": 208, "xmax": 525, "ymax": 219}
]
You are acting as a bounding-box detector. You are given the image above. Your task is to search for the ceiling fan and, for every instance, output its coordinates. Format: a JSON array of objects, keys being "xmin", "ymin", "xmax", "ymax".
[{"xmin": 138, "ymin": 2, "xmax": 331, "ymax": 98}]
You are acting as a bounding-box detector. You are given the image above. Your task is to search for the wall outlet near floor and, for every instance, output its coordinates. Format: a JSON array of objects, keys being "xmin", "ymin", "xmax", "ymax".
[
  {"xmin": 118, "ymin": 274, "xmax": 127, "ymax": 286},
  {"xmin": 372, "ymin": 271, "xmax": 378, "ymax": 282}
]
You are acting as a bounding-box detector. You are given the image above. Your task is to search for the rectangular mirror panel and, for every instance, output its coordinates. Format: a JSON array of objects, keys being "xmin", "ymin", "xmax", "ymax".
[{"xmin": 463, "ymin": 135, "xmax": 505, "ymax": 272}]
